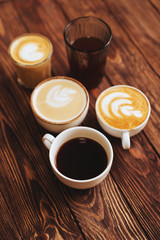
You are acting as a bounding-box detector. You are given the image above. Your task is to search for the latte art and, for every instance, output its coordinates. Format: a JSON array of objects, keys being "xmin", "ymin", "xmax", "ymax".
[
  {"xmin": 9, "ymin": 34, "xmax": 52, "ymax": 65},
  {"xmin": 9, "ymin": 33, "xmax": 53, "ymax": 88},
  {"xmin": 46, "ymin": 85, "xmax": 77, "ymax": 108},
  {"xmin": 33, "ymin": 78, "xmax": 87, "ymax": 123},
  {"xmin": 97, "ymin": 86, "xmax": 149, "ymax": 130},
  {"xmin": 19, "ymin": 43, "xmax": 44, "ymax": 62},
  {"xmin": 101, "ymin": 92, "xmax": 142, "ymax": 118}
]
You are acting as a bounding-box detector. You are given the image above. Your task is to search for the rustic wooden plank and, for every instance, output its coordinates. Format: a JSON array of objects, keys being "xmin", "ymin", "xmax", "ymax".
[
  {"xmin": 0, "ymin": 192, "xmax": 21, "ymax": 240},
  {"xmin": 105, "ymin": 0, "xmax": 160, "ymax": 76},
  {"xmin": 111, "ymin": 134, "xmax": 160, "ymax": 240},
  {"xmin": 147, "ymin": 0, "xmax": 160, "ymax": 16},
  {"xmin": 0, "ymin": 0, "xmax": 159, "ymax": 239},
  {"xmin": 9, "ymin": 0, "xmax": 160, "ymax": 238},
  {"xmin": 0, "ymin": 1, "xmax": 85, "ymax": 239},
  {"xmin": 0, "ymin": 84, "xmax": 85, "ymax": 240},
  {"xmin": 60, "ymin": 175, "xmax": 148, "ymax": 240},
  {"xmin": 26, "ymin": 1, "xmax": 159, "ymax": 239}
]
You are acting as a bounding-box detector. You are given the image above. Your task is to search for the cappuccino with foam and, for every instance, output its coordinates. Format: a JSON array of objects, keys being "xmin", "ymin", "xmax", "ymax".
[
  {"xmin": 96, "ymin": 86, "xmax": 149, "ymax": 130},
  {"xmin": 9, "ymin": 33, "xmax": 53, "ymax": 88},
  {"xmin": 30, "ymin": 77, "xmax": 89, "ymax": 132}
]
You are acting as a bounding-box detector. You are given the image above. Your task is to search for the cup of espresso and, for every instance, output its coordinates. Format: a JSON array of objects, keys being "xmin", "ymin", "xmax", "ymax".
[
  {"xmin": 30, "ymin": 76, "xmax": 89, "ymax": 132},
  {"xmin": 95, "ymin": 85, "xmax": 151, "ymax": 149},
  {"xmin": 42, "ymin": 126, "xmax": 113, "ymax": 189},
  {"xmin": 64, "ymin": 16, "xmax": 112, "ymax": 90},
  {"xmin": 8, "ymin": 33, "xmax": 53, "ymax": 89}
]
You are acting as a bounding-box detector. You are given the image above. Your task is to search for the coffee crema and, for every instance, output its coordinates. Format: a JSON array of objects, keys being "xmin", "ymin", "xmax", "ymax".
[
  {"xmin": 97, "ymin": 86, "xmax": 149, "ymax": 130},
  {"xmin": 32, "ymin": 78, "xmax": 88, "ymax": 123},
  {"xmin": 9, "ymin": 34, "xmax": 52, "ymax": 65}
]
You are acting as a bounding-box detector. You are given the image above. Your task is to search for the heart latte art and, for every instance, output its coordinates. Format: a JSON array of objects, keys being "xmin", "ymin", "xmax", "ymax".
[
  {"xmin": 9, "ymin": 34, "xmax": 52, "ymax": 65},
  {"xmin": 32, "ymin": 78, "xmax": 87, "ymax": 122},
  {"xmin": 97, "ymin": 86, "xmax": 149, "ymax": 130},
  {"xmin": 19, "ymin": 43, "xmax": 44, "ymax": 62}
]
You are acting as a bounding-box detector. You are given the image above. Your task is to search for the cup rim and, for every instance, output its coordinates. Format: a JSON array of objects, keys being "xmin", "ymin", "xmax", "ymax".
[
  {"xmin": 63, "ymin": 16, "xmax": 112, "ymax": 53},
  {"xmin": 49, "ymin": 126, "xmax": 113, "ymax": 183},
  {"xmin": 95, "ymin": 85, "xmax": 151, "ymax": 132},
  {"xmin": 8, "ymin": 33, "xmax": 53, "ymax": 67},
  {"xmin": 30, "ymin": 76, "xmax": 89, "ymax": 125}
]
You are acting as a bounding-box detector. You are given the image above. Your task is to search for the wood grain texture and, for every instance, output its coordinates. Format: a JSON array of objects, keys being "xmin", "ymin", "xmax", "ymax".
[
  {"xmin": 0, "ymin": 1, "xmax": 85, "ymax": 239},
  {"xmin": 60, "ymin": 176, "xmax": 148, "ymax": 240},
  {"xmin": 0, "ymin": 0, "xmax": 159, "ymax": 239},
  {"xmin": 0, "ymin": 192, "xmax": 21, "ymax": 239},
  {"xmin": 0, "ymin": 84, "xmax": 84, "ymax": 239},
  {"xmin": 149, "ymin": 0, "xmax": 160, "ymax": 12}
]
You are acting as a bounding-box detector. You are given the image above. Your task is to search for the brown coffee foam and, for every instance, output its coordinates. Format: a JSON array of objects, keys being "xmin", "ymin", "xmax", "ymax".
[{"xmin": 98, "ymin": 87, "xmax": 149, "ymax": 130}]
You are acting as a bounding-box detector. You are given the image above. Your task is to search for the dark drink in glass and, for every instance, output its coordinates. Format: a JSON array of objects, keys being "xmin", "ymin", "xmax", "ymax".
[{"xmin": 64, "ymin": 16, "xmax": 112, "ymax": 90}]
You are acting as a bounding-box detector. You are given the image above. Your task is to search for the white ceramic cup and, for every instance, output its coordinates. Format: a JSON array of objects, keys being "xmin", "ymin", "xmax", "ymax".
[
  {"xmin": 42, "ymin": 126, "xmax": 113, "ymax": 189},
  {"xmin": 30, "ymin": 76, "xmax": 89, "ymax": 133},
  {"xmin": 95, "ymin": 85, "xmax": 151, "ymax": 149}
]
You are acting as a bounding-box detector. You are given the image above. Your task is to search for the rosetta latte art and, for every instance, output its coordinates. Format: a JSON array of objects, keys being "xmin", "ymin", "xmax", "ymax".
[
  {"xmin": 46, "ymin": 85, "xmax": 77, "ymax": 108},
  {"xmin": 34, "ymin": 79, "xmax": 87, "ymax": 122},
  {"xmin": 101, "ymin": 92, "xmax": 142, "ymax": 118},
  {"xmin": 98, "ymin": 87, "xmax": 149, "ymax": 130}
]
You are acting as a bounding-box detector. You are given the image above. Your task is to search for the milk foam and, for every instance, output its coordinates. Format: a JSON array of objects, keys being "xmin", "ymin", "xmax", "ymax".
[
  {"xmin": 19, "ymin": 43, "xmax": 44, "ymax": 62},
  {"xmin": 9, "ymin": 34, "xmax": 52, "ymax": 65},
  {"xmin": 33, "ymin": 79, "xmax": 87, "ymax": 123},
  {"xmin": 45, "ymin": 85, "xmax": 77, "ymax": 108},
  {"xmin": 101, "ymin": 92, "xmax": 142, "ymax": 118},
  {"xmin": 98, "ymin": 86, "xmax": 149, "ymax": 130}
]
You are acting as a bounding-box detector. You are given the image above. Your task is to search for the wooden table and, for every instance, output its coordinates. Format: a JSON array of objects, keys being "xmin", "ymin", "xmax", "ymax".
[{"xmin": 0, "ymin": 0, "xmax": 160, "ymax": 239}]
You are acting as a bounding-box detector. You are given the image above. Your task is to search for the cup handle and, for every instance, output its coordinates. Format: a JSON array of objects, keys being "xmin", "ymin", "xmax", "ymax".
[
  {"xmin": 122, "ymin": 132, "xmax": 130, "ymax": 149},
  {"xmin": 42, "ymin": 133, "xmax": 55, "ymax": 150}
]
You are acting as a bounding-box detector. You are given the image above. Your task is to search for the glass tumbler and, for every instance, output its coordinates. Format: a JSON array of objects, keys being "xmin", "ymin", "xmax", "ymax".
[{"xmin": 64, "ymin": 16, "xmax": 112, "ymax": 90}]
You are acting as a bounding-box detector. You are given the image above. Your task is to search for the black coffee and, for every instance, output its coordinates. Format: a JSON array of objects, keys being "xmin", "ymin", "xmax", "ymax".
[
  {"xmin": 56, "ymin": 137, "xmax": 108, "ymax": 180},
  {"xmin": 68, "ymin": 37, "xmax": 107, "ymax": 89},
  {"xmin": 72, "ymin": 36, "xmax": 105, "ymax": 51}
]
